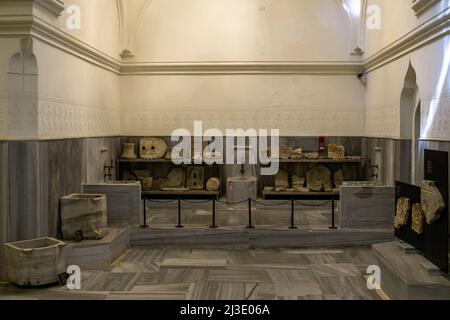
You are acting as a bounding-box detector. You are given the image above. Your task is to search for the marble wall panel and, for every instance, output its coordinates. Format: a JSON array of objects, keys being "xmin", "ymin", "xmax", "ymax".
[{"xmin": 0, "ymin": 142, "xmax": 8, "ymax": 280}]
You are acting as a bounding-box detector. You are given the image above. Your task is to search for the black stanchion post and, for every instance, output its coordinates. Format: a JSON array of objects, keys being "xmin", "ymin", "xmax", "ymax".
[
  {"xmin": 176, "ymin": 198, "xmax": 184, "ymax": 229},
  {"xmin": 247, "ymin": 198, "xmax": 255, "ymax": 229},
  {"xmin": 289, "ymin": 198, "xmax": 297, "ymax": 229},
  {"xmin": 329, "ymin": 198, "xmax": 337, "ymax": 230},
  {"xmin": 210, "ymin": 199, "xmax": 218, "ymax": 229},
  {"xmin": 141, "ymin": 198, "xmax": 149, "ymax": 228}
]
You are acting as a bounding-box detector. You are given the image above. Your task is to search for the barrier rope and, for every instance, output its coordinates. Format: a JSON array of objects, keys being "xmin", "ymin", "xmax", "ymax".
[
  {"xmin": 251, "ymin": 199, "xmax": 292, "ymax": 207},
  {"xmin": 295, "ymin": 200, "xmax": 332, "ymax": 207}
]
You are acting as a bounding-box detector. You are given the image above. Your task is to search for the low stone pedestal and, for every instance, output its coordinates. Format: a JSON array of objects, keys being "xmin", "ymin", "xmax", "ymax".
[
  {"xmin": 82, "ymin": 182, "xmax": 141, "ymax": 226},
  {"xmin": 64, "ymin": 228, "xmax": 129, "ymax": 269},
  {"xmin": 227, "ymin": 177, "xmax": 258, "ymax": 204},
  {"xmin": 372, "ymin": 241, "xmax": 450, "ymax": 300}
]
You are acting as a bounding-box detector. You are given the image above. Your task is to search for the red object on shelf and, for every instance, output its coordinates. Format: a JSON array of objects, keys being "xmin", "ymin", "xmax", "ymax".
[{"xmin": 319, "ymin": 136, "xmax": 326, "ymax": 153}]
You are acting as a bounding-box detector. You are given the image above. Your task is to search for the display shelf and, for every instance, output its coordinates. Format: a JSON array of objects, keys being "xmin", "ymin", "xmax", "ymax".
[
  {"xmin": 142, "ymin": 190, "xmax": 220, "ymax": 199},
  {"xmin": 277, "ymin": 158, "xmax": 363, "ymax": 164}
]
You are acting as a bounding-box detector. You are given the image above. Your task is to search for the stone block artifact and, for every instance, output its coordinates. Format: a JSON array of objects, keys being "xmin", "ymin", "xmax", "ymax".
[
  {"xmin": 328, "ymin": 144, "xmax": 345, "ymax": 159},
  {"xmin": 187, "ymin": 166, "xmax": 205, "ymax": 190},
  {"xmin": 421, "ymin": 180, "xmax": 446, "ymax": 225},
  {"xmin": 206, "ymin": 177, "xmax": 221, "ymax": 192},
  {"xmin": 60, "ymin": 194, "xmax": 108, "ymax": 240},
  {"xmin": 411, "ymin": 203, "xmax": 424, "ymax": 235},
  {"xmin": 4, "ymin": 237, "xmax": 66, "ymax": 286},
  {"xmin": 394, "ymin": 197, "xmax": 411, "ymax": 229},
  {"xmin": 306, "ymin": 165, "xmax": 332, "ymax": 192},
  {"xmin": 121, "ymin": 143, "xmax": 137, "ymax": 159},
  {"xmin": 140, "ymin": 138, "xmax": 168, "ymax": 160}
]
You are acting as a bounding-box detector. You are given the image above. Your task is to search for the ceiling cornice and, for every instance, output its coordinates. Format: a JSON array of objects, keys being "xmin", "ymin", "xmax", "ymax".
[
  {"xmin": 119, "ymin": 61, "xmax": 363, "ymax": 76},
  {"xmin": 34, "ymin": 0, "xmax": 65, "ymax": 18}
]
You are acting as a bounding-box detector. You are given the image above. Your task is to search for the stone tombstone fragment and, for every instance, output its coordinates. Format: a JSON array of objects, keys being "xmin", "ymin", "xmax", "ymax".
[
  {"xmin": 187, "ymin": 166, "xmax": 205, "ymax": 190},
  {"xmin": 291, "ymin": 148, "xmax": 303, "ymax": 160},
  {"xmin": 291, "ymin": 175, "xmax": 305, "ymax": 189},
  {"xmin": 394, "ymin": 197, "xmax": 411, "ymax": 229},
  {"xmin": 140, "ymin": 177, "xmax": 153, "ymax": 191},
  {"xmin": 328, "ymin": 144, "xmax": 345, "ymax": 159},
  {"xmin": 306, "ymin": 165, "xmax": 332, "ymax": 192},
  {"xmin": 421, "ymin": 180, "xmax": 446, "ymax": 224},
  {"xmin": 161, "ymin": 168, "xmax": 186, "ymax": 188},
  {"xmin": 140, "ymin": 138, "xmax": 168, "ymax": 160},
  {"xmin": 60, "ymin": 194, "xmax": 108, "ymax": 240},
  {"xmin": 165, "ymin": 148, "xmax": 172, "ymax": 161},
  {"xmin": 411, "ymin": 203, "xmax": 424, "ymax": 235},
  {"xmin": 4, "ymin": 237, "xmax": 66, "ymax": 286},
  {"xmin": 334, "ymin": 169, "xmax": 345, "ymax": 189},
  {"xmin": 206, "ymin": 177, "xmax": 221, "ymax": 192},
  {"xmin": 279, "ymin": 146, "xmax": 293, "ymax": 160},
  {"xmin": 121, "ymin": 143, "xmax": 137, "ymax": 159},
  {"xmin": 275, "ymin": 170, "xmax": 289, "ymax": 190},
  {"xmin": 304, "ymin": 152, "xmax": 319, "ymax": 160}
]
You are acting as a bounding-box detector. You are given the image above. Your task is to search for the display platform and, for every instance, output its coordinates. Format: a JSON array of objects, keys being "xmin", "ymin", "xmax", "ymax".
[
  {"xmin": 64, "ymin": 228, "xmax": 130, "ymax": 269},
  {"xmin": 131, "ymin": 227, "xmax": 394, "ymax": 249},
  {"xmin": 372, "ymin": 241, "xmax": 450, "ymax": 300}
]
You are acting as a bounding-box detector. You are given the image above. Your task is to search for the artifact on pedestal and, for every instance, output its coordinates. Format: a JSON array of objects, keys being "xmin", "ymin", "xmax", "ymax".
[
  {"xmin": 279, "ymin": 146, "xmax": 293, "ymax": 160},
  {"xmin": 292, "ymin": 175, "xmax": 305, "ymax": 190},
  {"xmin": 60, "ymin": 194, "xmax": 108, "ymax": 240},
  {"xmin": 291, "ymin": 148, "xmax": 303, "ymax": 160},
  {"xmin": 394, "ymin": 197, "xmax": 411, "ymax": 229},
  {"xmin": 306, "ymin": 165, "xmax": 332, "ymax": 192},
  {"xmin": 4, "ymin": 238, "xmax": 66, "ymax": 286},
  {"xmin": 411, "ymin": 203, "xmax": 424, "ymax": 235},
  {"xmin": 275, "ymin": 170, "xmax": 289, "ymax": 191},
  {"xmin": 121, "ymin": 143, "xmax": 137, "ymax": 159},
  {"xmin": 165, "ymin": 148, "xmax": 173, "ymax": 161},
  {"xmin": 328, "ymin": 144, "xmax": 345, "ymax": 159},
  {"xmin": 140, "ymin": 177, "xmax": 153, "ymax": 191},
  {"xmin": 187, "ymin": 166, "xmax": 205, "ymax": 190},
  {"xmin": 304, "ymin": 152, "xmax": 319, "ymax": 160},
  {"xmin": 334, "ymin": 169, "xmax": 345, "ymax": 189},
  {"xmin": 140, "ymin": 138, "xmax": 168, "ymax": 160},
  {"xmin": 161, "ymin": 168, "xmax": 186, "ymax": 189},
  {"xmin": 206, "ymin": 177, "xmax": 221, "ymax": 192},
  {"xmin": 421, "ymin": 180, "xmax": 445, "ymax": 224},
  {"xmin": 264, "ymin": 187, "xmax": 275, "ymax": 192}
]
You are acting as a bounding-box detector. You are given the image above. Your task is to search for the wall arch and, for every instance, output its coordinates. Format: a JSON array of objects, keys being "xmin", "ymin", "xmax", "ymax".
[{"xmin": 6, "ymin": 38, "xmax": 38, "ymax": 139}]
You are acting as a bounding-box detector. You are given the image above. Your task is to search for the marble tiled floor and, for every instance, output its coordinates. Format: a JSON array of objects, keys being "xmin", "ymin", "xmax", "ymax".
[
  {"xmin": 0, "ymin": 246, "xmax": 383, "ymax": 300},
  {"xmin": 145, "ymin": 201, "xmax": 338, "ymax": 229}
]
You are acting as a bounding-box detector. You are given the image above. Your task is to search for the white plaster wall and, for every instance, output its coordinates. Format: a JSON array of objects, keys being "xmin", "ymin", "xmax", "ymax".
[
  {"xmin": 34, "ymin": 39, "xmax": 121, "ymax": 139},
  {"xmin": 364, "ymin": 0, "xmax": 449, "ymax": 58},
  {"xmin": 33, "ymin": 0, "xmax": 121, "ymax": 59},
  {"xmin": 364, "ymin": 0, "xmax": 450, "ymax": 141},
  {"xmin": 120, "ymin": 74, "xmax": 366, "ymax": 136},
  {"xmin": 133, "ymin": 0, "xmax": 359, "ymax": 62}
]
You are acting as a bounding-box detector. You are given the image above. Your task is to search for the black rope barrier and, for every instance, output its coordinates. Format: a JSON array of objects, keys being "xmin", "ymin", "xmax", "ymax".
[{"xmin": 295, "ymin": 200, "xmax": 332, "ymax": 207}]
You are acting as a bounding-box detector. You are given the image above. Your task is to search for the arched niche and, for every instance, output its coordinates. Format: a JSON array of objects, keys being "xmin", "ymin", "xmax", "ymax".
[
  {"xmin": 6, "ymin": 38, "xmax": 38, "ymax": 139},
  {"xmin": 399, "ymin": 62, "xmax": 421, "ymax": 184}
]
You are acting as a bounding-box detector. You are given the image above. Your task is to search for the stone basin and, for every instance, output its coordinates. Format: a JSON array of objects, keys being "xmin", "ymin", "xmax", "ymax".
[
  {"xmin": 60, "ymin": 194, "xmax": 108, "ymax": 240},
  {"xmin": 4, "ymin": 237, "xmax": 66, "ymax": 286},
  {"xmin": 227, "ymin": 177, "xmax": 258, "ymax": 204}
]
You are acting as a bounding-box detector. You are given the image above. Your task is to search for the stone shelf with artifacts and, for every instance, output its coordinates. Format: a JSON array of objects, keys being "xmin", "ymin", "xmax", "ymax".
[
  {"xmin": 260, "ymin": 143, "xmax": 365, "ymax": 229},
  {"xmin": 116, "ymin": 138, "xmax": 225, "ymax": 198}
]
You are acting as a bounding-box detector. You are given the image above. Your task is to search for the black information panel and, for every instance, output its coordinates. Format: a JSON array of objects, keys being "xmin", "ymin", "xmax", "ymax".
[
  {"xmin": 395, "ymin": 150, "xmax": 448, "ymax": 273},
  {"xmin": 423, "ymin": 149, "xmax": 448, "ymax": 273},
  {"xmin": 395, "ymin": 181, "xmax": 424, "ymax": 251}
]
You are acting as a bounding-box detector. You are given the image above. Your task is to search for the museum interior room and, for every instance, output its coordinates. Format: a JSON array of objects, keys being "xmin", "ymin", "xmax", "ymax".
[{"xmin": 0, "ymin": 0, "xmax": 449, "ymax": 302}]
